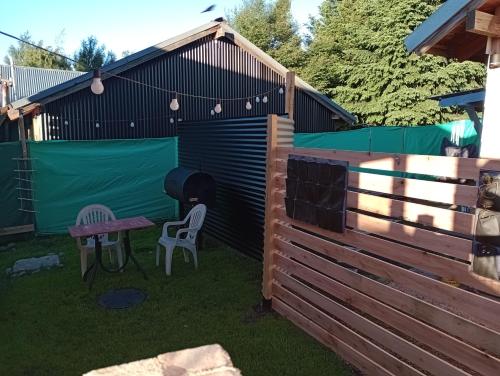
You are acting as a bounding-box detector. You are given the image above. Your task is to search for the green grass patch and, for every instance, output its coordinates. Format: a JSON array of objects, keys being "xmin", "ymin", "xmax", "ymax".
[{"xmin": 0, "ymin": 227, "xmax": 353, "ymax": 375}]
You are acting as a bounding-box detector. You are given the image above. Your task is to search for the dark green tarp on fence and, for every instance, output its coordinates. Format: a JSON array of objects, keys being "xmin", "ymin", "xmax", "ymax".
[
  {"xmin": 294, "ymin": 119, "xmax": 478, "ymax": 154},
  {"xmin": 29, "ymin": 138, "xmax": 178, "ymax": 234},
  {"xmin": 0, "ymin": 142, "xmax": 31, "ymax": 229}
]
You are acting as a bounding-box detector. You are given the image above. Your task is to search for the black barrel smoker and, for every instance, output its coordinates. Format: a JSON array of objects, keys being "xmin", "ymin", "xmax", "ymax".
[{"xmin": 164, "ymin": 167, "xmax": 216, "ymax": 249}]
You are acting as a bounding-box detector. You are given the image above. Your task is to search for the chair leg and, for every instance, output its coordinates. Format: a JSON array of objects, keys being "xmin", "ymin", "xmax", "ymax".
[
  {"xmin": 165, "ymin": 246, "xmax": 174, "ymax": 276},
  {"xmin": 116, "ymin": 243, "xmax": 124, "ymax": 270},
  {"xmin": 80, "ymin": 249, "xmax": 87, "ymax": 278},
  {"xmin": 187, "ymin": 244, "xmax": 198, "ymax": 270},
  {"xmin": 183, "ymin": 249, "xmax": 190, "ymax": 263},
  {"xmin": 156, "ymin": 244, "xmax": 161, "ymax": 267}
]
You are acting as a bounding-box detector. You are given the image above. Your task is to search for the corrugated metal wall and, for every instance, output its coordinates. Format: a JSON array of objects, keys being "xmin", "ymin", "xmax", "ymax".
[
  {"xmin": 0, "ymin": 64, "xmax": 83, "ymax": 102},
  {"xmin": 178, "ymin": 116, "xmax": 267, "ymax": 259},
  {"xmin": 38, "ymin": 35, "xmax": 336, "ymax": 140}
]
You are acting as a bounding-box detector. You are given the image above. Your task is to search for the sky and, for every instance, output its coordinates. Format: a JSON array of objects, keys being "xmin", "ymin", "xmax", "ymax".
[{"xmin": 0, "ymin": 0, "xmax": 323, "ymax": 64}]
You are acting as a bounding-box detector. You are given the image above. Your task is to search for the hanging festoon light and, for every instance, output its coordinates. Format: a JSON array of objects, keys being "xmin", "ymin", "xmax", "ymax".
[
  {"xmin": 95, "ymin": 122, "xmax": 100, "ymax": 128},
  {"xmin": 262, "ymin": 95, "xmax": 268, "ymax": 103},
  {"xmin": 130, "ymin": 121, "xmax": 135, "ymax": 128},
  {"xmin": 170, "ymin": 93, "xmax": 180, "ymax": 111},
  {"xmin": 279, "ymin": 87, "xmax": 284, "ymax": 95},
  {"xmin": 214, "ymin": 100, "xmax": 222, "ymax": 114},
  {"xmin": 246, "ymin": 99, "xmax": 252, "ymax": 110},
  {"xmin": 90, "ymin": 69, "xmax": 104, "ymax": 95},
  {"xmin": 255, "ymin": 96, "xmax": 260, "ymax": 103},
  {"xmin": 210, "ymin": 109, "xmax": 215, "ymax": 116},
  {"xmin": 169, "ymin": 118, "xmax": 175, "ymax": 124}
]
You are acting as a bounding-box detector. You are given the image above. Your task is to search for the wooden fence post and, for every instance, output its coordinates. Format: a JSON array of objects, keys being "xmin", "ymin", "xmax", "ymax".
[
  {"xmin": 262, "ymin": 114, "xmax": 294, "ymax": 300},
  {"xmin": 285, "ymin": 71, "xmax": 295, "ymax": 121}
]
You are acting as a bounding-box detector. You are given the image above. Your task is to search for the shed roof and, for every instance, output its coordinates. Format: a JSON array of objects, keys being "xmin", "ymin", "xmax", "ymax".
[
  {"xmin": 0, "ymin": 64, "xmax": 84, "ymax": 102},
  {"xmin": 11, "ymin": 21, "xmax": 356, "ymax": 124},
  {"xmin": 405, "ymin": 0, "xmax": 500, "ymax": 61},
  {"xmin": 430, "ymin": 88, "xmax": 485, "ymax": 109}
]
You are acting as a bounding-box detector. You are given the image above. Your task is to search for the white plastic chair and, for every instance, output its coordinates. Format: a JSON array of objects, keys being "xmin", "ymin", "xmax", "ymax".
[
  {"xmin": 75, "ymin": 204, "xmax": 123, "ymax": 277},
  {"xmin": 156, "ymin": 204, "xmax": 207, "ymax": 276}
]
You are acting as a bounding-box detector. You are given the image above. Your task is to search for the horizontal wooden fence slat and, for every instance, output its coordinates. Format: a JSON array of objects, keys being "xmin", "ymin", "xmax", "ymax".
[
  {"xmin": 272, "ymin": 298, "xmax": 396, "ymax": 376},
  {"xmin": 347, "ymin": 191, "xmax": 475, "ymax": 234},
  {"xmin": 346, "ymin": 211, "xmax": 472, "ymax": 260},
  {"xmin": 274, "ymin": 171, "xmax": 479, "ymax": 207},
  {"xmin": 274, "ymin": 269, "xmax": 470, "ymax": 376},
  {"xmin": 274, "ymin": 222, "xmax": 500, "ymax": 332},
  {"xmin": 274, "ymin": 207, "xmax": 500, "ymax": 297},
  {"xmin": 277, "ymin": 147, "xmax": 500, "ymax": 180},
  {"xmin": 274, "ymin": 237, "xmax": 500, "ymax": 354},
  {"xmin": 273, "ymin": 281, "xmax": 427, "ymax": 376},
  {"xmin": 273, "ymin": 256, "xmax": 500, "ymax": 376}
]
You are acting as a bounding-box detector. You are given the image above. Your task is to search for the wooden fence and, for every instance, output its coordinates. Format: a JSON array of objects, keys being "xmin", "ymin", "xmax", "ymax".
[{"xmin": 262, "ymin": 115, "xmax": 500, "ymax": 376}]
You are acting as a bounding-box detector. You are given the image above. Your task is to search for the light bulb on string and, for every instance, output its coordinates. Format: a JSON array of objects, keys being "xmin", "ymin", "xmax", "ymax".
[
  {"xmin": 255, "ymin": 96, "xmax": 260, "ymax": 103},
  {"xmin": 169, "ymin": 118, "xmax": 175, "ymax": 124},
  {"xmin": 262, "ymin": 96, "xmax": 268, "ymax": 103},
  {"xmin": 95, "ymin": 122, "xmax": 100, "ymax": 128},
  {"xmin": 279, "ymin": 87, "xmax": 284, "ymax": 95},
  {"xmin": 214, "ymin": 101, "xmax": 222, "ymax": 114},
  {"xmin": 130, "ymin": 122, "xmax": 135, "ymax": 128},
  {"xmin": 210, "ymin": 109, "xmax": 215, "ymax": 116},
  {"xmin": 90, "ymin": 69, "xmax": 104, "ymax": 95},
  {"xmin": 170, "ymin": 93, "xmax": 180, "ymax": 111},
  {"xmin": 246, "ymin": 99, "xmax": 252, "ymax": 110}
]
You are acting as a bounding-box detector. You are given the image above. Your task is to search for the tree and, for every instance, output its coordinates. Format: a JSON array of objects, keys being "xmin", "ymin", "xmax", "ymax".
[
  {"xmin": 4, "ymin": 32, "xmax": 71, "ymax": 69},
  {"xmin": 303, "ymin": 0, "xmax": 486, "ymax": 125},
  {"xmin": 73, "ymin": 36, "xmax": 116, "ymax": 71},
  {"xmin": 228, "ymin": 0, "xmax": 305, "ymax": 71}
]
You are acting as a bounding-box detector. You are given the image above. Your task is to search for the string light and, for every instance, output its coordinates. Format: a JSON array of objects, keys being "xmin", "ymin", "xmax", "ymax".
[
  {"xmin": 263, "ymin": 96, "xmax": 268, "ymax": 103},
  {"xmin": 130, "ymin": 122, "xmax": 135, "ymax": 128},
  {"xmin": 169, "ymin": 93, "xmax": 180, "ymax": 111},
  {"xmin": 95, "ymin": 122, "xmax": 100, "ymax": 128},
  {"xmin": 214, "ymin": 102, "xmax": 222, "ymax": 114},
  {"xmin": 210, "ymin": 109, "xmax": 215, "ymax": 116},
  {"xmin": 279, "ymin": 87, "xmax": 284, "ymax": 95},
  {"xmin": 246, "ymin": 99, "xmax": 252, "ymax": 110},
  {"xmin": 169, "ymin": 118, "xmax": 174, "ymax": 124},
  {"xmin": 255, "ymin": 96, "xmax": 260, "ymax": 103},
  {"xmin": 90, "ymin": 69, "xmax": 104, "ymax": 95}
]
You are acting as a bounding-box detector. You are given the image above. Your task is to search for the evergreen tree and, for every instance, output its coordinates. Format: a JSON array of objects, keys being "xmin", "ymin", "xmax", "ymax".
[
  {"xmin": 73, "ymin": 36, "xmax": 116, "ymax": 71},
  {"xmin": 228, "ymin": 0, "xmax": 305, "ymax": 71},
  {"xmin": 304, "ymin": 0, "xmax": 485, "ymax": 125},
  {"xmin": 4, "ymin": 32, "xmax": 71, "ymax": 70}
]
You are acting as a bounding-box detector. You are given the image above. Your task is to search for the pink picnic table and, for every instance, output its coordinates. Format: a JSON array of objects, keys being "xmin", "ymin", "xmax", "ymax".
[{"xmin": 68, "ymin": 216, "xmax": 155, "ymax": 289}]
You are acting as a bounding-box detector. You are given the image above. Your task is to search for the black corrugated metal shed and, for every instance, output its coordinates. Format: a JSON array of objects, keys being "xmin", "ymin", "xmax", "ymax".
[{"xmin": 11, "ymin": 20, "xmax": 355, "ymax": 139}]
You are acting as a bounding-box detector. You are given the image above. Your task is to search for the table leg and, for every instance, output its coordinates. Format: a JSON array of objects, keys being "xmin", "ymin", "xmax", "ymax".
[
  {"xmin": 123, "ymin": 230, "xmax": 148, "ymax": 280},
  {"xmin": 84, "ymin": 235, "xmax": 102, "ymax": 290}
]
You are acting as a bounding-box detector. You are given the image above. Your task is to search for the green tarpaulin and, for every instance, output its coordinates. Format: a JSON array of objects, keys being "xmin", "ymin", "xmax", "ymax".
[
  {"xmin": 294, "ymin": 119, "xmax": 478, "ymax": 154},
  {"xmin": 0, "ymin": 142, "xmax": 31, "ymax": 229},
  {"xmin": 29, "ymin": 138, "xmax": 178, "ymax": 234}
]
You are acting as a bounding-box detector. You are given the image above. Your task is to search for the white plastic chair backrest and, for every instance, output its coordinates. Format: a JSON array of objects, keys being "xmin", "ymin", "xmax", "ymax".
[
  {"xmin": 184, "ymin": 204, "xmax": 207, "ymax": 243},
  {"xmin": 76, "ymin": 204, "xmax": 116, "ymax": 243}
]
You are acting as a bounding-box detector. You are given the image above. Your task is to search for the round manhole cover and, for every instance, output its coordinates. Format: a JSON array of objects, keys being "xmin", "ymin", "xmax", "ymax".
[{"xmin": 98, "ymin": 288, "xmax": 147, "ymax": 309}]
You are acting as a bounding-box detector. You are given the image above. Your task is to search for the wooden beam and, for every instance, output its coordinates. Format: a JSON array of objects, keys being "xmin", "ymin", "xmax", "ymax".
[
  {"xmin": 18, "ymin": 113, "xmax": 27, "ymax": 158},
  {"xmin": 285, "ymin": 71, "xmax": 295, "ymax": 121},
  {"xmin": 0, "ymin": 224, "xmax": 34, "ymax": 236},
  {"xmin": 466, "ymin": 10, "xmax": 500, "ymax": 38}
]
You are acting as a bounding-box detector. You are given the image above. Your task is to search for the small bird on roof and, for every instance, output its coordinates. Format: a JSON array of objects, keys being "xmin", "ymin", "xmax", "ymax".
[{"xmin": 201, "ymin": 4, "xmax": 216, "ymax": 13}]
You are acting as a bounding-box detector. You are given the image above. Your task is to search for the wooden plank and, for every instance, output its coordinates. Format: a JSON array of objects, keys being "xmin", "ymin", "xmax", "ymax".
[
  {"xmin": 274, "ymin": 271, "xmax": 471, "ymax": 376},
  {"xmin": 273, "ymin": 283, "xmax": 426, "ymax": 376},
  {"xmin": 262, "ymin": 115, "xmax": 279, "ymax": 299},
  {"xmin": 274, "ymin": 172, "xmax": 478, "ymax": 207},
  {"xmin": 18, "ymin": 113, "xmax": 27, "ymax": 158},
  {"xmin": 347, "ymin": 191, "xmax": 474, "ymax": 234},
  {"xmin": 274, "ymin": 238, "xmax": 500, "ymax": 357},
  {"xmin": 277, "ymin": 146, "xmax": 500, "ymax": 181},
  {"xmin": 346, "ymin": 211, "xmax": 472, "ymax": 260},
  {"xmin": 466, "ymin": 10, "xmax": 500, "ymax": 38},
  {"xmin": 273, "ymin": 262, "xmax": 500, "ymax": 375},
  {"xmin": 275, "ymin": 207, "xmax": 500, "ymax": 297},
  {"xmin": 285, "ymin": 71, "xmax": 295, "ymax": 121},
  {"xmin": 274, "ymin": 224, "xmax": 500, "ymax": 334},
  {"xmin": 272, "ymin": 299, "xmax": 395, "ymax": 376},
  {"xmin": 0, "ymin": 224, "xmax": 34, "ymax": 236}
]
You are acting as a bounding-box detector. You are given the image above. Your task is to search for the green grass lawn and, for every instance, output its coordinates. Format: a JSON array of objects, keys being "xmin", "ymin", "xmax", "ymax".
[{"xmin": 0, "ymin": 226, "xmax": 353, "ymax": 376}]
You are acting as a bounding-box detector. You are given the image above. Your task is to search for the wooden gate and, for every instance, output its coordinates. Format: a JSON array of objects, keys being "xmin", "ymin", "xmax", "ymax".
[{"xmin": 262, "ymin": 115, "xmax": 500, "ymax": 376}]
